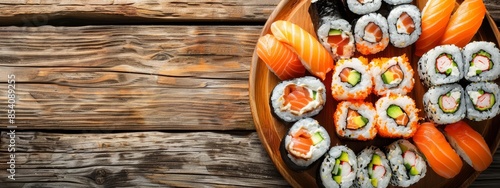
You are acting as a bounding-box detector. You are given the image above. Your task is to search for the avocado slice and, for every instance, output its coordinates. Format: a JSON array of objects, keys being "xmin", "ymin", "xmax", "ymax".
[
  {"xmin": 339, "ymin": 152, "xmax": 349, "ymax": 162},
  {"xmin": 381, "ymin": 71, "xmax": 394, "ymax": 84},
  {"xmin": 347, "ymin": 70, "xmax": 361, "ymax": 86},
  {"xmin": 329, "ymin": 29, "xmax": 342, "ymax": 36},
  {"xmin": 333, "ymin": 175, "xmax": 342, "ymax": 184},
  {"xmin": 371, "ymin": 178, "xmax": 378, "ymax": 187},
  {"xmin": 399, "ymin": 143, "xmax": 408, "ymax": 153},
  {"xmin": 387, "ymin": 105, "xmax": 404, "ymax": 119},
  {"xmin": 404, "ymin": 163, "xmax": 411, "ymax": 170},
  {"xmin": 311, "ymin": 132, "xmax": 324, "ymax": 145},
  {"xmin": 332, "ymin": 159, "xmax": 341, "ymax": 175},
  {"xmin": 409, "ymin": 166, "xmax": 419, "ymax": 176},
  {"xmin": 372, "ymin": 154, "xmax": 382, "ymax": 165},
  {"xmin": 352, "ymin": 116, "xmax": 369, "ymax": 128}
]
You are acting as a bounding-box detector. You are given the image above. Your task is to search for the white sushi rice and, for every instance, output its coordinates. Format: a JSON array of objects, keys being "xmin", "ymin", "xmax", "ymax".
[
  {"xmin": 284, "ymin": 118, "xmax": 331, "ymax": 167},
  {"xmin": 371, "ymin": 55, "xmax": 415, "ymax": 96},
  {"xmin": 387, "ymin": 5, "xmax": 421, "ymax": 48},
  {"xmin": 320, "ymin": 146, "xmax": 358, "ymax": 188},
  {"xmin": 375, "ymin": 95, "xmax": 418, "ymax": 138},
  {"xmin": 387, "ymin": 140, "xmax": 427, "ymax": 187},
  {"xmin": 334, "ymin": 101, "xmax": 377, "ymax": 140},
  {"xmin": 423, "ymin": 84, "xmax": 466, "ymax": 124},
  {"xmin": 383, "ymin": 0, "xmax": 412, "ymax": 5},
  {"xmin": 347, "ymin": 0, "xmax": 382, "ymax": 15},
  {"xmin": 463, "ymin": 41, "xmax": 500, "ymax": 82},
  {"xmin": 464, "ymin": 82, "xmax": 500, "ymax": 121},
  {"xmin": 354, "ymin": 13, "xmax": 389, "ymax": 55},
  {"xmin": 317, "ymin": 18, "xmax": 355, "ymax": 60},
  {"xmin": 331, "ymin": 57, "xmax": 373, "ymax": 100},
  {"xmin": 355, "ymin": 146, "xmax": 391, "ymax": 188},
  {"xmin": 418, "ymin": 44, "xmax": 464, "ymax": 87},
  {"xmin": 271, "ymin": 76, "xmax": 326, "ymax": 122}
]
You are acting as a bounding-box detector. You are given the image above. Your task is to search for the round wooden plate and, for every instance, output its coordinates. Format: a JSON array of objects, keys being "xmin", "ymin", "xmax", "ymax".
[{"xmin": 249, "ymin": 0, "xmax": 500, "ymax": 187}]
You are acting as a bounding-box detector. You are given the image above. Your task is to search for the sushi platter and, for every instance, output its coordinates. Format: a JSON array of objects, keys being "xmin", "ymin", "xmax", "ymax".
[{"xmin": 249, "ymin": 0, "xmax": 500, "ymax": 187}]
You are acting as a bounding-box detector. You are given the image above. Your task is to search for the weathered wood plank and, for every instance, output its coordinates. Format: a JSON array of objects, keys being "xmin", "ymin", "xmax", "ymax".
[
  {"xmin": 0, "ymin": 25, "xmax": 261, "ymax": 130},
  {"xmin": 0, "ymin": 0, "xmax": 280, "ymax": 25},
  {"xmin": 0, "ymin": 131, "xmax": 289, "ymax": 187},
  {"xmin": 485, "ymin": 0, "xmax": 500, "ymax": 23}
]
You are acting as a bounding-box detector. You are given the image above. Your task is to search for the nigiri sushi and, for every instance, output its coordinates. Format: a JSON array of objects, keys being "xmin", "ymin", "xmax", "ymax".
[
  {"xmin": 440, "ymin": 0, "xmax": 486, "ymax": 48},
  {"xmin": 444, "ymin": 121, "xmax": 493, "ymax": 171},
  {"xmin": 256, "ymin": 34, "xmax": 306, "ymax": 80},
  {"xmin": 413, "ymin": 122, "xmax": 463, "ymax": 179},
  {"xmin": 271, "ymin": 20, "xmax": 335, "ymax": 80},
  {"xmin": 414, "ymin": 0, "xmax": 455, "ymax": 56}
]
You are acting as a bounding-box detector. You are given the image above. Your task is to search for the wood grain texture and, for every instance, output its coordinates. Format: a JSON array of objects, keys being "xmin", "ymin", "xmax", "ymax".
[
  {"xmin": 0, "ymin": 131, "xmax": 289, "ymax": 187},
  {"xmin": 0, "ymin": 0, "xmax": 280, "ymax": 25},
  {"xmin": 0, "ymin": 25, "xmax": 261, "ymax": 130},
  {"xmin": 485, "ymin": 0, "xmax": 500, "ymax": 23}
]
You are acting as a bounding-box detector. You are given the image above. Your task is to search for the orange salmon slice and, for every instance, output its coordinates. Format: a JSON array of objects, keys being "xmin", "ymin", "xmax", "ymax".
[
  {"xmin": 292, "ymin": 129, "xmax": 313, "ymax": 155},
  {"xmin": 365, "ymin": 22, "xmax": 382, "ymax": 43},
  {"xmin": 284, "ymin": 85, "xmax": 313, "ymax": 112}
]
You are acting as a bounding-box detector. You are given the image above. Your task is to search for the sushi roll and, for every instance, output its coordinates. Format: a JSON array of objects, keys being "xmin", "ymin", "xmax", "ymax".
[
  {"xmin": 418, "ymin": 44, "xmax": 464, "ymax": 87},
  {"xmin": 386, "ymin": 139, "xmax": 427, "ymax": 187},
  {"xmin": 383, "ymin": 0, "xmax": 412, "ymax": 5},
  {"xmin": 281, "ymin": 118, "xmax": 331, "ymax": 171},
  {"xmin": 375, "ymin": 95, "xmax": 418, "ymax": 139},
  {"xmin": 331, "ymin": 57, "xmax": 373, "ymax": 100},
  {"xmin": 387, "ymin": 5, "xmax": 422, "ymax": 48},
  {"xmin": 465, "ymin": 82, "xmax": 500, "ymax": 121},
  {"xmin": 318, "ymin": 146, "xmax": 357, "ymax": 188},
  {"xmin": 370, "ymin": 54, "xmax": 415, "ymax": 96},
  {"xmin": 270, "ymin": 76, "xmax": 326, "ymax": 122},
  {"xmin": 422, "ymin": 84, "xmax": 466, "ymax": 124},
  {"xmin": 347, "ymin": 0, "xmax": 382, "ymax": 15},
  {"xmin": 354, "ymin": 13, "xmax": 390, "ymax": 55},
  {"xmin": 333, "ymin": 101, "xmax": 377, "ymax": 141},
  {"xmin": 315, "ymin": 0, "xmax": 355, "ymax": 60},
  {"xmin": 356, "ymin": 146, "xmax": 391, "ymax": 188},
  {"xmin": 444, "ymin": 121, "xmax": 493, "ymax": 171},
  {"xmin": 463, "ymin": 41, "xmax": 500, "ymax": 82}
]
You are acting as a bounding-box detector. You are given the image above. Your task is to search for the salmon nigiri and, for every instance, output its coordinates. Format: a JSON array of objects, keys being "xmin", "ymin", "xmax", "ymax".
[
  {"xmin": 444, "ymin": 121, "xmax": 492, "ymax": 171},
  {"xmin": 271, "ymin": 20, "xmax": 334, "ymax": 80},
  {"xmin": 414, "ymin": 0, "xmax": 455, "ymax": 56},
  {"xmin": 257, "ymin": 34, "xmax": 306, "ymax": 80},
  {"xmin": 413, "ymin": 122, "xmax": 463, "ymax": 179},
  {"xmin": 439, "ymin": 0, "xmax": 486, "ymax": 48}
]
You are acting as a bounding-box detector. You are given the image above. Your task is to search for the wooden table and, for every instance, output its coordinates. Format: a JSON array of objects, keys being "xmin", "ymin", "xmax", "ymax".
[{"xmin": 0, "ymin": 0, "xmax": 499, "ymax": 187}]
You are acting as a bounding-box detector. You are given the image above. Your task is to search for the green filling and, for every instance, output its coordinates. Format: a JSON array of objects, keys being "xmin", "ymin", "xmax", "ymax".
[
  {"xmin": 371, "ymin": 154, "xmax": 382, "ymax": 165},
  {"xmin": 347, "ymin": 70, "xmax": 361, "ymax": 86},
  {"xmin": 352, "ymin": 116, "xmax": 369, "ymax": 129},
  {"xmin": 339, "ymin": 152, "xmax": 349, "ymax": 162},
  {"xmin": 438, "ymin": 92, "xmax": 460, "ymax": 113},
  {"xmin": 435, "ymin": 54, "xmax": 456, "ymax": 76},
  {"xmin": 312, "ymin": 90, "xmax": 317, "ymax": 100},
  {"xmin": 471, "ymin": 50, "xmax": 493, "ymax": 76},
  {"xmin": 332, "ymin": 159, "xmax": 341, "ymax": 175},
  {"xmin": 399, "ymin": 143, "xmax": 409, "ymax": 153},
  {"xmin": 311, "ymin": 132, "xmax": 324, "ymax": 145},
  {"xmin": 371, "ymin": 178, "xmax": 378, "ymax": 187},
  {"xmin": 333, "ymin": 175, "xmax": 342, "ymax": 184},
  {"xmin": 387, "ymin": 105, "xmax": 404, "ymax": 119},
  {"xmin": 329, "ymin": 29, "xmax": 342, "ymax": 36},
  {"xmin": 409, "ymin": 166, "xmax": 420, "ymax": 176}
]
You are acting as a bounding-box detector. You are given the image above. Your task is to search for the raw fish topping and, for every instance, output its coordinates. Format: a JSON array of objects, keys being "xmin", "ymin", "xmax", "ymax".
[
  {"xmin": 364, "ymin": 22, "xmax": 382, "ymax": 43},
  {"xmin": 346, "ymin": 109, "xmax": 368, "ymax": 130},
  {"xmin": 280, "ymin": 84, "xmax": 324, "ymax": 115},
  {"xmin": 397, "ymin": 12, "xmax": 415, "ymax": 34}
]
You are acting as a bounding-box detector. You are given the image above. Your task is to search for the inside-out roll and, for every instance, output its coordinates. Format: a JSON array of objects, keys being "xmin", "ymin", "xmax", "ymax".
[
  {"xmin": 418, "ymin": 44, "xmax": 464, "ymax": 87},
  {"xmin": 465, "ymin": 82, "xmax": 500, "ymax": 121},
  {"xmin": 387, "ymin": 139, "xmax": 427, "ymax": 187},
  {"xmin": 370, "ymin": 54, "xmax": 415, "ymax": 96},
  {"xmin": 318, "ymin": 146, "xmax": 357, "ymax": 188},
  {"xmin": 423, "ymin": 84, "xmax": 466, "ymax": 124},
  {"xmin": 333, "ymin": 100, "xmax": 377, "ymax": 141},
  {"xmin": 331, "ymin": 57, "xmax": 373, "ymax": 100},
  {"xmin": 463, "ymin": 41, "xmax": 500, "ymax": 82},
  {"xmin": 356, "ymin": 146, "xmax": 392, "ymax": 188}
]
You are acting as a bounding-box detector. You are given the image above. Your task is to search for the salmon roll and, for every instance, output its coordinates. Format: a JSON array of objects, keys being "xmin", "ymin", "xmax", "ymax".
[
  {"xmin": 465, "ymin": 82, "xmax": 500, "ymax": 121},
  {"xmin": 375, "ymin": 95, "xmax": 419, "ymax": 139},
  {"xmin": 318, "ymin": 146, "xmax": 357, "ymax": 188},
  {"xmin": 463, "ymin": 41, "xmax": 500, "ymax": 82},
  {"xmin": 271, "ymin": 76, "xmax": 326, "ymax": 122},
  {"xmin": 386, "ymin": 139, "xmax": 427, "ymax": 187},
  {"xmin": 418, "ymin": 44, "xmax": 464, "ymax": 87},
  {"xmin": 354, "ymin": 13, "xmax": 390, "ymax": 55},
  {"xmin": 387, "ymin": 5, "xmax": 422, "ymax": 48},
  {"xmin": 331, "ymin": 57, "xmax": 373, "ymax": 100},
  {"xmin": 444, "ymin": 121, "xmax": 493, "ymax": 171},
  {"xmin": 333, "ymin": 101, "xmax": 377, "ymax": 141},
  {"xmin": 370, "ymin": 54, "xmax": 415, "ymax": 96},
  {"xmin": 356, "ymin": 146, "xmax": 392, "ymax": 188},
  {"xmin": 347, "ymin": 0, "xmax": 382, "ymax": 15},
  {"xmin": 281, "ymin": 118, "xmax": 331, "ymax": 171},
  {"xmin": 423, "ymin": 84, "xmax": 466, "ymax": 125}
]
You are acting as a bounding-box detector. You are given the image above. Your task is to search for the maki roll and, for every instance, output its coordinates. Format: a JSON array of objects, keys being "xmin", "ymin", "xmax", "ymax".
[
  {"xmin": 387, "ymin": 139, "xmax": 427, "ymax": 187},
  {"xmin": 370, "ymin": 54, "xmax": 415, "ymax": 96},
  {"xmin": 383, "ymin": 0, "xmax": 412, "ymax": 5},
  {"xmin": 347, "ymin": 0, "xmax": 382, "ymax": 15},
  {"xmin": 281, "ymin": 118, "xmax": 331, "ymax": 171},
  {"xmin": 423, "ymin": 84, "xmax": 466, "ymax": 124},
  {"xmin": 331, "ymin": 57, "xmax": 373, "ymax": 100},
  {"xmin": 271, "ymin": 76, "xmax": 326, "ymax": 122},
  {"xmin": 318, "ymin": 146, "xmax": 357, "ymax": 188},
  {"xmin": 375, "ymin": 95, "xmax": 418, "ymax": 139},
  {"xmin": 333, "ymin": 101, "xmax": 377, "ymax": 141},
  {"xmin": 356, "ymin": 146, "xmax": 391, "ymax": 188},
  {"xmin": 354, "ymin": 13, "xmax": 390, "ymax": 55},
  {"xmin": 387, "ymin": 5, "xmax": 422, "ymax": 48},
  {"xmin": 315, "ymin": 0, "xmax": 356, "ymax": 60},
  {"xmin": 465, "ymin": 82, "xmax": 500, "ymax": 121},
  {"xmin": 463, "ymin": 41, "xmax": 500, "ymax": 82},
  {"xmin": 418, "ymin": 44, "xmax": 464, "ymax": 87}
]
